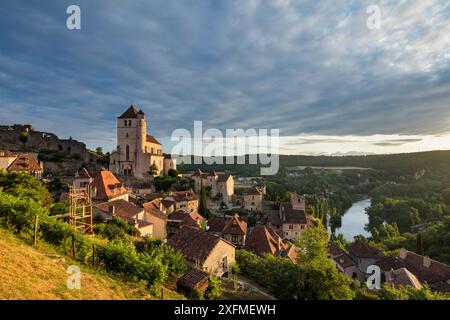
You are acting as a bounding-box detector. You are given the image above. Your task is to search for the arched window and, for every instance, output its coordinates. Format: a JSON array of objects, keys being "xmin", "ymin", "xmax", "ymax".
[
  {"xmin": 124, "ymin": 120, "xmax": 127, "ymax": 126},
  {"xmin": 126, "ymin": 145, "xmax": 130, "ymax": 161}
]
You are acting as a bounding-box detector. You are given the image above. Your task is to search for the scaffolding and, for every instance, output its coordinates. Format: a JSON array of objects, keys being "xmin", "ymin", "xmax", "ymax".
[{"xmin": 68, "ymin": 185, "xmax": 93, "ymax": 234}]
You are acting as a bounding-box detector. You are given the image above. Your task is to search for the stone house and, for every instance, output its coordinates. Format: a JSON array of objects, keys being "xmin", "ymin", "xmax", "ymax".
[
  {"xmin": 207, "ymin": 214, "xmax": 247, "ymax": 247},
  {"xmin": 0, "ymin": 150, "xmax": 17, "ymax": 171},
  {"xmin": 192, "ymin": 169, "xmax": 234, "ymax": 206},
  {"xmin": 6, "ymin": 153, "xmax": 44, "ymax": 179},
  {"xmin": 328, "ymin": 242, "xmax": 365, "ymax": 282},
  {"xmin": 267, "ymin": 192, "xmax": 310, "ymax": 240},
  {"xmin": 73, "ymin": 167, "xmax": 93, "ymax": 189},
  {"xmin": 376, "ymin": 248, "xmax": 450, "ymax": 292},
  {"xmin": 243, "ymin": 186, "xmax": 264, "ymax": 211},
  {"xmin": 245, "ymin": 225, "xmax": 298, "ymax": 264},
  {"xmin": 348, "ymin": 239, "xmax": 384, "ymax": 272},
  {"xmin": 167, "ymin": 210, "xmax": 205, "ymax": 238},
  {"xmin": 94, "ymin": 199, "xmax": 153, "ymax": 237},
  {"xmin": 90, "ymin": 168, "xmax": 129, "ymax": 203},
  {"xmin": 176, "ymin": 268, "xmax": 210, "ymax": 296},
  {"xmin": 168, "ymin": 226, "xmax": 236, "ymax": 276},
  {"xmin": 143, "ymin": 199, "xmax": 168, "ymax": 240},
  {"xmin": 109, "ymin": 105, "xmax": 176, "ymax": 178},
  {"xmin": 163, "ymin": 189, "xmax": 198, "ymax": 213}
]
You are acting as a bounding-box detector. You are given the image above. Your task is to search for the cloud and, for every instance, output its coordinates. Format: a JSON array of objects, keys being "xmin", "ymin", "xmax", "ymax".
[{"xmin": 0, "ymin": 0, "xmax": 449, "ymax": 153}]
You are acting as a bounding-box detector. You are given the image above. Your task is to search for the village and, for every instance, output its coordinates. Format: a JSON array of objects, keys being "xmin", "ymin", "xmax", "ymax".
[{"xmin": 1, "ymin": 105, "xmax": 450, "ymax": 299}]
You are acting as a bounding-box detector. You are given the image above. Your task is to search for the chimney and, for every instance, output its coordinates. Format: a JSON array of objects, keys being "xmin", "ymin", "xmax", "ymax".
[
  {"xmin": 399, "ymin": 248, "xmax": 408, "ymax": 259},
  {"xmin": 423, "ymin": 256, "xmax": 432, "ymax": 268},
  {"xmin": 109, "ymin": 205, "xmax": 116, "ymax": 217}
]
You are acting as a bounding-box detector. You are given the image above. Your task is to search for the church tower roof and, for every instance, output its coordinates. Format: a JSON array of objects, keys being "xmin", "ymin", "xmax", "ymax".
[{"xmin": 118, "ymin": 105, "xmax": 139, "ymax": 119}]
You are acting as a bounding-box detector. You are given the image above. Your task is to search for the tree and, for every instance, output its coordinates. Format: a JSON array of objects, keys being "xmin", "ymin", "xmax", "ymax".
[
  {"xmin": 95, "ymin": 147, "xmax": 103, "ymax": 155},
  {"xmin": 416, "ymin": 232, "xmax": 424, "ymax": 255},
  {"xmin": 205, "ymin": 276, "xmax": 222, "ymax": 300},
  {"xmin": 148, "ymin": 162, "xmax": 159, "ymax": 176},
  {"xmin": 198, "ymin": 186, "xmax": 209, "ymax": 219},
  {"xmin": 19, "ymin": 131, "xmax": 29, "ymax": 149},
  {"xmin": 167, "ymin": 169, "xmax": 178, "ymax": 177}
]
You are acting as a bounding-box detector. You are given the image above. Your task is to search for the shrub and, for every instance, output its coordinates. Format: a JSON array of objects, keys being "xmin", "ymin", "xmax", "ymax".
[
  {"xmin": 40, "ymin": 218, "xmax": 73, "ymax": 245},
  {"xmin": 205, "ymin": 276, "xmax": 222, "ymax": 300}
]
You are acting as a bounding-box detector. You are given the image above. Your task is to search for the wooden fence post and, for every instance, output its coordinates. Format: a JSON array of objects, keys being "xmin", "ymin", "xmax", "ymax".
[
  {"xmin": 71, "ymin": 234, "xmax": 75, "ymax": 258},
  {"xmin": 33, "ymin": 214, "xmax": 39, "ymax": 245},
  {"xmin": 92, "ymin": 244, "xmax": 95, "ymax": 268}
]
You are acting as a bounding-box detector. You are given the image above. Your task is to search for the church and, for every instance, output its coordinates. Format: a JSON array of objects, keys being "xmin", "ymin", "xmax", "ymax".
[{"xmin": 109, "ymin": 105, "xmax": 176, "ymax": 178}]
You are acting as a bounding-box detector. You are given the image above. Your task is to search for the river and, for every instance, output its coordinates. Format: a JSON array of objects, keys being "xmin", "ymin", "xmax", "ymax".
[{"xmin": 334, "ymin": 198, "xmax": 371, "ymax": 241}]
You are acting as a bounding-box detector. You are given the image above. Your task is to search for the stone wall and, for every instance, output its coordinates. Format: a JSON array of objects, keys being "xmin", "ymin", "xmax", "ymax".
[{"xmin": 0, "ymin": 125, "xmax": 87, "ymax": 161}]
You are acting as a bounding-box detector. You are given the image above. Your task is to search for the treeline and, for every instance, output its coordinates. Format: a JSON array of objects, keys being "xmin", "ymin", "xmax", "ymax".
[{"xmin": 178, "ymin": 150, "xmax": 450, "ymax": 178}]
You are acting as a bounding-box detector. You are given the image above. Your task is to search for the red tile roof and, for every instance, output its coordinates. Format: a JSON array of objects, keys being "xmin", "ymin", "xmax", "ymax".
[
  {"xmin": 168, "ymin": 226, "xmax": 234, "ymax": 264},
  {"xmin": 386, "ymin": 267, "xmax": 422, "ymax": 289},
  {"xmin": 222, "ymin": 214, "xmax": 247, "ymax": 236},
  {"xmin": 245, "ymin": 187, "xmax": 263, "ymax": 196},
  {"xmin": 328, "ymin": 242, "xmax": 346, "ymax": 257},
  {"xmin": 280, "ymin": 202, "xmax": 308, "ymax": 224},
  {"xmin": 91, "ymin": 169, "xmax": 128, "ymax": 201},
  {"xmin": 76, "ymin": 167, "xmax": 92, "ymax": 179},
  {"xmin": 7, "ymin": 154, "xmax": 42, "ymax": 173},
  {"xmin": 207, "ymin": 216, "xmax": 227, "ymax": 233},
  {"xmin": 0, "ymin": 150, "xmax": 16, "ymax": 158},
  {"xmin": 177, "ymin": 268, "xmax": 210, "ymax": 291},
  {"xmin": 167, "ymin": 189, "xmax": 198, "ymax": 202},
  {"xmin": 348, "ymin": 239, "xmax": 382, "ymax": 259},
  {"xmin": 95, "ymin": 199, "xmax": 143, "ymax": 224},
  {"xmin": 146, "ymin": 134, "xmax": 161, "ymax": 145},
  {"xmin": 245, "ymin": 225, "xmax": 288, "ymax": 257},
  {"xmin": 399, "ymin": 249, "xmax": 450, "ymax": 292},
  {"xmin": 143, "ymin": 199, "xmax": 167, "ymax": 220}
]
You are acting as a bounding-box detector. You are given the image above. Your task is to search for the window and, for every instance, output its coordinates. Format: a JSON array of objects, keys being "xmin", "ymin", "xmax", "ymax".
[
  {"xmin": 232, "ymin": 235, "xmax": 239, "ymax": 243},
  {"xmin": 289, "ymin": 225, "xmax": 293, "ymax": 230},
  {"xmin": 352, "ymin": 273, "xmax": 358, "ymax": 279},
  {"xmin": 221, "ymin": 256, "xmax": 228, "ymax": 270},
  {"xmin": 126, "ymin": 145, "xmax": 130, "ymax": 161},
  {"xmin": 124, "ymin": 120, "xmax": 127, "ymax": 126},
  {"xmin": 128, "ymin": 120, "xmax": 131, "ymax": 126}
]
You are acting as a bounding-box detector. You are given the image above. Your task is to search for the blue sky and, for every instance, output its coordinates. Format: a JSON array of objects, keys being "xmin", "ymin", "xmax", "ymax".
[{"xmin": 1, "ymin": 1, "xmax": 450, "ymax": 155}]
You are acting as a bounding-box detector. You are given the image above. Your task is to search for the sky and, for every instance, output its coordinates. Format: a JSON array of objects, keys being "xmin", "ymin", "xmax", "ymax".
[{"xmin": 0, "ymin": 0, "xmax": 450, "ymax": 155}]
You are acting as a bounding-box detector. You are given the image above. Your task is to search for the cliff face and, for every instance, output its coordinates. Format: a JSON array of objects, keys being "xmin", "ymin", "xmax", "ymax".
[
  {"xmin": 0, "ymin": 125, "xmax": 88, "ymax": 161},
  {"xmin": 0, "ymin": 124, "xmax": 95, "ymax": 176}
]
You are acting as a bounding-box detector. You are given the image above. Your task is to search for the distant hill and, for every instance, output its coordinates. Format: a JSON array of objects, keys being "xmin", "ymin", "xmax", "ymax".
[{"xmin": 178, "ymin": 150, "xmax": 450, "ymax": 178}]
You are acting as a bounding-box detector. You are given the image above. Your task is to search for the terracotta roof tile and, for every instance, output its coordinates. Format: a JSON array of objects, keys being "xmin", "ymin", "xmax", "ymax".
[
  {"xmin": 245, "ymin": 225, "xmax": 287, "ymax": 257},
  {"xmin": 177, "ymin": 268, "xmax": 210, "ymax": 290},
  {"xmin": 95, "ymin": 199, "xmax": 143, "ymax": 222},
  {"xmin": 146, "ymin": 134, "xmax": 161, "ymax": 145},
  {"xmin": 222, "ymin": 214, "xmax": 247, "ymax": 236},
  {"xmin": 168, "ymin": 226, "xmax": 233, "ymax": 264},
  {"xmin": 91, "ymin": 169, "xmax": 128, "ymax": 201},
  {"xmin": 386, "ymin": 267, "xmax": 422, "ymax": 289},
  {"xmin": 280, "ymin": 202, "xmax": 308, "ymax": 224},
  {"xmin": 0, "ymin": 150, "xmax": 16, "ymax": 158},
  {"xmin": 7, "ymin": 154, "xmax": 42, "ymax": 172},
  {"xmin": 245, "ymin": 187, "xmax": 263, "ymax": 196},
  {"xmin": 348, "ymin": 239, "xmax": 382, "ymax": 259}
]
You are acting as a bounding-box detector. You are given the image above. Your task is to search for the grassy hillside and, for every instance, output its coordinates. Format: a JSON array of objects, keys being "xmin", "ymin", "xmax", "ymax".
[{"xmin": 0, "ymin": 227, "xmax": 183, "ymax": 300}]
